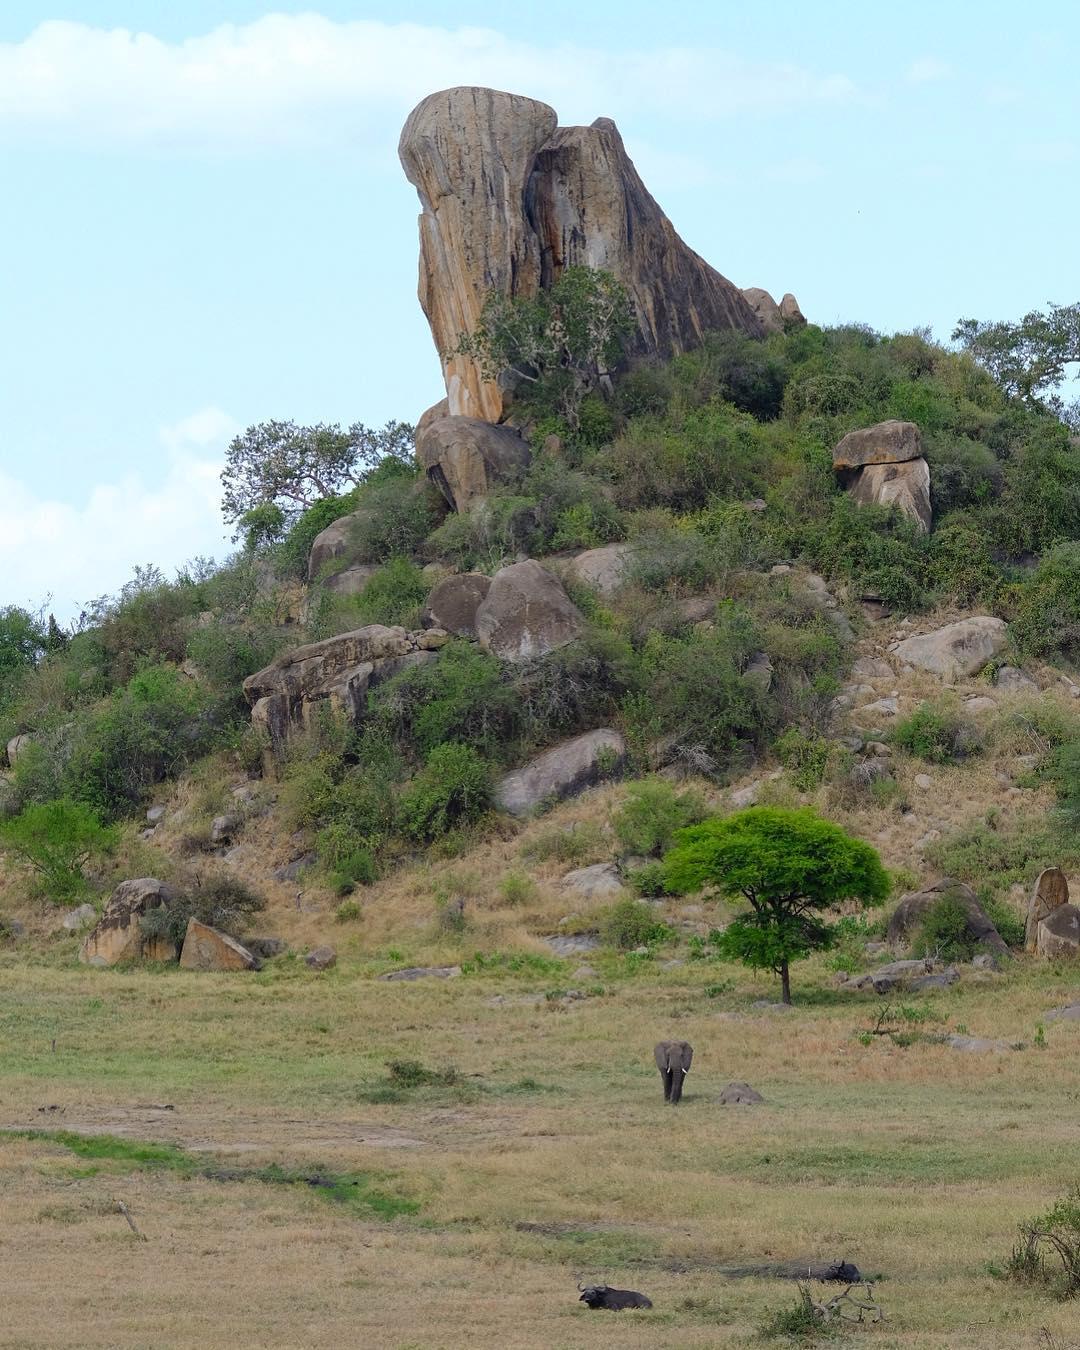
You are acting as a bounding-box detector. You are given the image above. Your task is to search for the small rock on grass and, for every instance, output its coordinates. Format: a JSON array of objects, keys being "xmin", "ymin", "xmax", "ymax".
[
  {"xmin": 947, "ymin": 1034, "xmax": 1013, "ymax": 1053},
  {"xmin": 379, "ymin": 965, "xmax": 462, "ymax": 981},
  {"xmin": 718, "ymin": 1081, "xmax": 764, "ymax": 1105},
  {"xmin": 1045, "ymin": 1004, "xmax": 1080, "ymax": 1022},
  {"xmin": 305, "ymin": 945, "xmax": 337, "ymax": 971}
]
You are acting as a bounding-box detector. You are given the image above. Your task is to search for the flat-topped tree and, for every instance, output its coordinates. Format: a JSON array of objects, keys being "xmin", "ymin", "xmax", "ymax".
[{"xmin": 663, "ymin": 807, "xmax": 890, "ymax": 1004}]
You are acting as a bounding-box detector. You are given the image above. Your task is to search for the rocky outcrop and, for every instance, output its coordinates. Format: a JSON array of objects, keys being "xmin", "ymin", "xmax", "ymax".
[
  {"xmin": 400, "ymin": 87, "xmax": 787, "ymax": 422},
  {"xmin": 475, "ymin": 560, "xmax": 584, "ymax": 662},
  {"xmin": 560, "ymin": 862, "xmax": 624, "ymax": 899},
  {"xmin": 243, "ymin": 624, "xmax": 449, "ymax": 750},
  {"xmin": 849, "ymin": 458, "xmax": 933, "ymax": 533},
  {"xmin": 416, "ymin": 415, "xmax": 531, "ymax": 511},
  {"xmin": 494, "ymin": 728, "xmax": 626, "ymax": 815},
  {"xmin": 80, "ymin": 878, "xmax": 177, "ymax": 966},
  {"xmin": 6, "ymin": 733, "xmax": 32, "ymax": 767},
  {"xmin": 893, "ymin": 617, "xmax": 1008, "ymax": 680},
  {"xmin": 1035, "ymin": 904, "xmax": 1080, "ymax": 959},
  {"xmin": 1026, "ymin": 868, "xmax": 1070, "ymax": 952},
  {"xmin": 179, "ymin": 919, "xmax": 260, "ymax": 972},
  {"xmin": 833, "ymin": 420, "xmax": 923, "ymax": 471},
  {"xmin": 741, "ymin": 288, "xmax": 806, "ymax": 336},
  {"xmin": 833, "ymin": 421, "xmax": 931, "ymax": 532},
  {"xmin": 422, "ymin": 572, "xmax": 491, "ymax": 637},
  {"xmin": 887, "ymin": 879, "xmax": 1010, "ymax": 955},
  {"xmin": 307, "ymin": 510, "xmax": 367, "ymax": 583}
]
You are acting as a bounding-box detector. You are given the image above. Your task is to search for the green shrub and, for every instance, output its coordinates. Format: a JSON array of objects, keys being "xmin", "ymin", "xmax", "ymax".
[
  {"xmin": 611, "ymin": 778, "xmax": 705, "ymax": 857},
  {"xmin": 314, "ymin": 557, "xmax": 429, "ymax": 636},
  {"xmin": 335, "ymin": 898, "xmax": 362, "ymax": 922},
  {"xmin": 520, "ymin": 822, "xmax": 604, "ymax": 865},
  {"xmin": 910, "ymin": 896, "xmax": 986, "ymax": 961},
  {"xmin": 0, "ymin": 798, "xmax": 117, "ymax": 902},
  {"xmin": 1011, "ymin": 543, "xmax": 1080, "ymax": 660},
  {"xmin": 397, "ymin": 743, "xmax": 492, "ymax": 843},
  {"xmin": 140, "ymin": 873, "xmax": 265, "ymax": 948},
  {"xmin": 498, "ymin": 871, "xmax": 536, "ymax": 906},
  {"xmin": 891, "ymin": 701, "xmax": 980, "ymax": 763},
  {"xmin": 1006, "ymin": 1185, "xmax": 1080, "ymax": 1298},
  {"xmin": 276, "ymin": 490, "xmax": 361, "ymax": 580},
  {"xmin": 599, "ymin": 896, "xmax": 674, "ymax": 949},
  {"xmin": 339, "ymin": 474, "xmax": 444, "ymax": 565},
  {"xmin": 774, "ymin": 728, "xmax": 833, "ymax": 790},
  {"xmin": 626, "ymin": 860, "xmax": 669, "ymax": 898}
]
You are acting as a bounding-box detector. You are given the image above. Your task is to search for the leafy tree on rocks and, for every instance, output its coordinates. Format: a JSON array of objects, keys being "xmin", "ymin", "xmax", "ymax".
[
  {"xmin": 663, "ymin": 806, "xmax": 889, "ymax": 1004},
  {"xmin": 220, "ymin": 418, "xmax": 414, "ymax": 529},
  {"xmin": 455, "ymin": 266, "xmax": 633, "ymax": 428}
]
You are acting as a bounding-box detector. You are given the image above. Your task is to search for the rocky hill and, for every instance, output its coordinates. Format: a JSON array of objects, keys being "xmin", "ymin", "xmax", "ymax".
[{"xmin": 2, "ymin": 85, "xmax": 1080, "ymax": 982}]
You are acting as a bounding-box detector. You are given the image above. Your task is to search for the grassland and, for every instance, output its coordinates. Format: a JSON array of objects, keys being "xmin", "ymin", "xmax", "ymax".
[{"xmin": 3, "ymin": 943, "xmax": 1080, "ymax": 1349}]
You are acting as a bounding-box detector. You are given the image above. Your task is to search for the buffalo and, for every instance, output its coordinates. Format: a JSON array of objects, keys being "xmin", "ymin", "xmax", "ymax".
[{"xmin": 578, "ymin": 1283, "xmax": 653, "ymax": 1310}]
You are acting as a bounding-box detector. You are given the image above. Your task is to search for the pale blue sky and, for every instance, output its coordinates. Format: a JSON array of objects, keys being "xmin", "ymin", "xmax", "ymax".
[{"xmin": 2, "ymin": 2, "xmax": 1078, "ymax": 616}]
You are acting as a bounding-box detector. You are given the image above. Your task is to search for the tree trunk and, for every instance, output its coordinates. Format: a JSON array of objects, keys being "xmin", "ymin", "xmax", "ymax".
[{"xmin": 780, "ymin": 961, "xmax": 792, "ymax": 1005}]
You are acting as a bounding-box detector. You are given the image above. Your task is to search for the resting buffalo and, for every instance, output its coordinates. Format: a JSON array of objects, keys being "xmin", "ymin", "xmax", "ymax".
[
  {"xmin": 654, "ymin": 1039, "xmax": 693, "ymax": 1104},
  {"xmin": 578, "ymin": 1283, "xmax": 653, "ymax": 1310}
]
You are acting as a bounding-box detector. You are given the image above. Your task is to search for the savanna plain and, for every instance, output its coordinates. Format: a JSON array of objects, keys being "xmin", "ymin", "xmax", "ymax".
[{"xmin": 3, "ymin": 940, "xmax": 1080, "ymax": 1349}]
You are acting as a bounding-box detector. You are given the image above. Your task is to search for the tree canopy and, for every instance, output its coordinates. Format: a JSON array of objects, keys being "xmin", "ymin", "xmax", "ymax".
[
  {"xmin": 664, "ymin": 806, "xmax": 890, "ymax": 1003},
  {"xmin": 953, "ymin": 302, "xmax": 1079, "ymax": 422},
  {"xmin": 220, "ymin": 418, "xmax": 414, "ymax": 529}
]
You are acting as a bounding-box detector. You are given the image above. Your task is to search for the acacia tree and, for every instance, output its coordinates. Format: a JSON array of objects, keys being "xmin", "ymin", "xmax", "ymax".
[
  {"xmin": 663, "ymin": 806, "xmax": 890, "ymax": 1004},
  {"xmin": 953, "ymin": 302, "xmax": 1080, "ymax": 420},
  {"xmin": 455, "ymin": 266, "xmax": 633, "ymax": 428},
  {"xmin": 220, "ymin": 419, "xmax": 414, "ymax": 530}
]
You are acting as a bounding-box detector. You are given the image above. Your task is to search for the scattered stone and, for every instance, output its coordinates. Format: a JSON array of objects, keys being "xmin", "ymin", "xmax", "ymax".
[
  {"xmin": 947, "ymin": 1034, "xmax": 1013, "ymax": 1053},
  {"xmin": 994, "ymin": 666, "xmax": 1039, "ymax": 694},
  {"xmin": 971, "ymin": 953, "xmax": 1001, "ymax": 972},
  {"xmin": 717, "ymin": 1081, "xmax": 764, "ymax": 1105},
  {"xmin": 80, "ymin": 878, "xmax": 178, "ymax": 966},
  {"xmin": 494, "ymin": 728, "xmax": 626, "ymax": 816},
  {"xmin": 271, "ymin": 853, "xmax": 316, "ymax": 883},
  {"xmin": 475, "ymin": 559, "xmax": 583, "ymax": 663},
  {"xmin": 61, "ymin": 904, "xmax": 96, "ymax": 932},
  {"xmin": 1045, "ymin": 1004, "xmax": 1080, "ymax": 1022},
  {"xmin": 560, "ymin": 862, "xmax": 623, "ymax": 899},
  {"xmin": 887, "ymin": 880, "xmax": 1009, "ymax": 954},
  {"xmin": 379, "ymin": 965, "xmax": 462, "ymax": 981},
  {"xmin": 210, "ymin": 813, "xmax": 240, "ymax": 845},
  {"xmin": 146, "ymin": 805, "xmax": 165, "ymax": 825},
  {"xmin": 242, "ymin": 936, "xmax": 286, "ymax": 959},
  {"xmin": 179, "ymin": 919, "xmax": 260, "ymax": 972},
  {"xmin": 852, "ymin": 656, "xmax": 894, "ymax": 681},
  {"xmin": 743, "ymin": 652, "xmax": 774, "ymax": 692},
  {"xmin": 770, "ymin": 563, "xmax": 792, "ymax": 575},
  {"xmin": 138, "ymin": 828, "xmax": 157, "ymax": 842},
  {"xmin": 854, "ymin": 697, "xmax": 898, "ymax": 721},
  {"xmin": 572, "ymin": 964, "xmax": 597, "ymax": 980},
  {"xmin": 893, "ymin": 617, "xmax": 1008, "ymax": 681},
  {"xmin": 963, "ymin": 696, "xmax": 997, "ymax": 716},
  {"xmin": 1035, "ymin": 904, "xmax": 1080, "ymax": 959},
  {"xmin": 846, "ymin": 958, "xmax": 937, "ymax": 994},
  {"xmin": 908, "ymin": 968, "xmax": 960, "ymax": 992},
  {"xmin": 561, "ymin": 543, "xmax": 634, "ymax": 597},
  {"xmin": 422, "ymin": 571, "xmax": 492, "ymax": 637},
  {"xmin": 544, "ymin": 933, "xmax": 600, "ymax": 957},
  {"xmin": 849, "ymin": 757, "xmax": 892, "ymax": 790},
  {"xmin": 1025, "ymin": 867, "xmax": 1070, "ymax": 953},
  {"xmin": 913, "ymin": 773, "xmax": 932, "ymax": 791},
  {"xmin": 305, "ymin": 945, "xmax": 337, "ymax": 971}
]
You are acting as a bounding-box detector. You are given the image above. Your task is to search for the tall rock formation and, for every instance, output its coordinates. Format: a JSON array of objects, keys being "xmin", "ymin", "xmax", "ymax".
[{"xmin": 400, "ymin": 86, "xmax": 792, "ymax": 423}]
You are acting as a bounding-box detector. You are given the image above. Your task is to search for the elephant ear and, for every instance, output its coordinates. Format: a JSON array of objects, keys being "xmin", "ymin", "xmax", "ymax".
[
  {"xmin": 653, "ymin": 1042, "xmax": 668, "ymax": 1070},
  {"xmin": 680, "ymin": 1043, "xmax": 694, "ymax": 1071}
]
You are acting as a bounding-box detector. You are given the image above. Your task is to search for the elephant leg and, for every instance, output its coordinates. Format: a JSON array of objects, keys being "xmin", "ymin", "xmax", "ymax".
[
  {"xmin": 661, "ymin": 1067, "xmax": 673, "ymax": 1101},
  {"xmin": 670, "ymin": 1069, "xmax": 684, "ymax": 1104}
]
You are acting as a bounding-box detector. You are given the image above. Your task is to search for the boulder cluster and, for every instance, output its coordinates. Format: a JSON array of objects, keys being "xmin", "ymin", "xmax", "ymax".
[{"xmin": 832, "ymin": 419, "xmax": 932, "ymax": 533}]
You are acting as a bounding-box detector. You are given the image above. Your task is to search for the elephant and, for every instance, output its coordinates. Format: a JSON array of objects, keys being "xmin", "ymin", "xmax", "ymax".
[{"xmin": 653, "ymin": 1039, "xmax": 693, "ymax": 1104}]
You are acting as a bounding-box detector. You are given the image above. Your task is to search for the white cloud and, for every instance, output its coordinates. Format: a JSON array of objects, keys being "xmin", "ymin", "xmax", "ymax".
[
  {"xmin": 906, "ymin": 56, "xmax": 951, "ymax": 84},
  {"xmin": 0, "ymin": 407, "xmax": 236, "ymax": 622},
  {"xmin": 0, "ymin": 16, "xmax": 860, "ymax": 154}
]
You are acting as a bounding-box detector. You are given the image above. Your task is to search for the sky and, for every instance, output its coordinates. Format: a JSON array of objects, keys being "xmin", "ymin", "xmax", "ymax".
[{"xmin": 1, "ymin": 1, "xmax": 1078, "ymax": 619}]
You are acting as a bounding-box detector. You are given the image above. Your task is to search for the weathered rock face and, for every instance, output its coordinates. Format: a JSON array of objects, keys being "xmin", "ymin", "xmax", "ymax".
[
  {"xmin": 179, "ymin": 919, "xmax": 260, "ymax": 972},
  {"xmin": 741, "ymin": 287, "xmax": 784, "ymax": 334},
  {"xmin": 1026, "ymin": 868, "xmax": 1070, "ymax": 952},
  {"xmin": 475, "ymin": 559, "xmax": 584, "ymax": 663},
  {"xmin": 779, "ymin": 294, "xmax": 806, "ymax": 326},
  {"xmin": 422, "ymin": 572, "xmax": 491, "ymax": 637},
  {"xmin": 80, "ymin": 879, "xmax": 177, "ymax": 966},
  {"xmin": 495, "ymin": 728, "xmax": 626, "ymax": 816},
  {"xmin": 887, "ymin": 879, "xmax": 1010, "ymax": 955},
  {"xmin": 833, "ymin": 420, "xmax": 923, "ymax": 471},
  {"xmin": 400, "ymin": 87, "xmax": 782, "ymax": 422},
  {"xmin": 833, "ymin": 421, "xmax": 930, "ymax": 532},
  {"xmin": 243, "ymin": 624, "xmax": 449, "ymax": 750},
  {"xmin": 1036, "ymin": 904, "xmax": 1080, "ymax": 959},
  {"xmin": 6, "ymin": 733, "xmax": 32, "ymax": 767},
  {"xmin": 560, "ymin": 862, "xmax": 624, "ymax": 899},
  {"xmin": 416, "ymin": 415, "xmax": 531, "ymax": 511},
  {"xmin": 307, "ymin": 510, "xmax": 367, "ymax": 583},
  {"xmin": 893, "ymin": 617, "xmax": 1009, "ymax": 681},
  {"xmin": 849, "ymin": 458, "xmax": 933, "ymax": 533}
]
